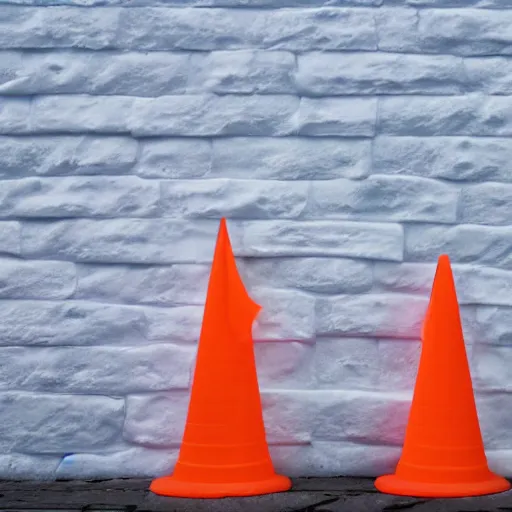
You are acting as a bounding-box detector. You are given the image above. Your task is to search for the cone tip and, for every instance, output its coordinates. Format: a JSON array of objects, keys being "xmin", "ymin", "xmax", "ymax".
[{"xmin": 437, "ymin": 253, "xmax": 451, "ymax": 267}]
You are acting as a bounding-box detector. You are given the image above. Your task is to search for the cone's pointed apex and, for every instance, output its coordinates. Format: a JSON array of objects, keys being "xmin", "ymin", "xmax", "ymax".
[{"xmin": 437, "ymin": 254, "xmax": 451, "ymax": 267}]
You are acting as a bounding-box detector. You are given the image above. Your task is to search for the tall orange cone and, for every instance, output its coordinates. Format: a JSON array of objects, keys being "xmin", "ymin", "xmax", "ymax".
[
  {"xmin": 150, "ymin": 218, "xmax": 291, "ymax": 498},
  {"xmin": 375, "ymin": 254, "xmax": 511, "ymax": 498}
]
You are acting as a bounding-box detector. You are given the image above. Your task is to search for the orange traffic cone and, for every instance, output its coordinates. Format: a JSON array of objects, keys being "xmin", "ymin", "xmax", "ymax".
[
  {"xmin": 150, "ymin": 218, "xmax": 291, "ymax": 498},
  {"xmin": 375, "ymin": 254, "xmax": 511, "ymax": 498}
]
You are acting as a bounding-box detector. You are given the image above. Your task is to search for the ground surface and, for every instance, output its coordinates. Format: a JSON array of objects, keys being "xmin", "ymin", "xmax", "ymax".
[{"xmin": 0, "ymin": 478, "xmax": 510, "ymax": 512}]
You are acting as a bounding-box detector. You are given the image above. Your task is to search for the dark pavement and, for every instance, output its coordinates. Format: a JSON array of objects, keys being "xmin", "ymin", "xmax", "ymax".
[{"xmin": 0, "ymin": 477, "xmax": 510, "ymax": 512}]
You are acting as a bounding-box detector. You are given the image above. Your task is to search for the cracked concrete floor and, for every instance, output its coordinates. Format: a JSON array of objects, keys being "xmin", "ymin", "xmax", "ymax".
[{"xmin": 0, "ymin": 478, "xmax": 510, "ymax": 511}]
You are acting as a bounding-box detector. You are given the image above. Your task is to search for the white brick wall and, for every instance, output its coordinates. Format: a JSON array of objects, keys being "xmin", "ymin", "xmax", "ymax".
[{"xmin": 0, "ymin": 0, "xmax": 511, "ymax": 480}]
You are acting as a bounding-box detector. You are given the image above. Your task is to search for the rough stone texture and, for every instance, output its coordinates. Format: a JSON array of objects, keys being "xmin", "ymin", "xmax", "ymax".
[
  {"xmin": 307, "ymin": 176, "xmax": 458, "ymax": 223},
  {"xmin": 0, "ymin": 98, "xmax": 30, "ymax": 133},
  {"xmin": 0, "ymin": 0, "xmax": 511, "ymax": 482},
  {"xmin": 298, "ymin": 98, "xmax": 377, "ymax": 136},
  {"xmin": 0, "ymin": 136, "xmax": 138, "ymax": 178},
  {"xmin": 0, "ymin": 51, "xmax": 191, "ymax": 96},
  {"xmin": 212, "ymin": 138, "xmax": 372, "ymax": 180},
  {"xmin": 130, "ymin": 95, "xmax": 299, "ymax": 137},
  {"xmin": 189, "ymin": 50, "xmax": 296, "ymax": 95},
  {"xmin": 297, "ymin": 52, "xmax": 466, "ymax": 95},
  {"xmin": 240, "ymin": 257, "xmax": 373, "ymax": 294},
  {"xmin": 0, "ymin": 176, "xmax": 160, "ymax": 218},
  {"xmin": 373, "ymin": 136, "xmax": 512, "ymax": 182},
  {"xmin": 378, "ymin": 95, "xmax": 512, "ymax": 136},
  {"xmin": 405, "ymin": 225, "xmax": 512, "ymax": 268},
  {"xmin": 0, "ymin": 344, "xmax": 195, "ymax": 393},
  {"xmin": 137, "ymin": 139, "xmax": 211, "ymax": 179},
  {"xmin": 161, "ymin": 179, "xmax": 309, "ymax": 219},
  {"xmin": 0, "ymin": 393, "xmax": 124, "ymax": 452},
  {"xmin": 0, "ymin": 258, "xmax": 76, "ymax": 299},
  {"xmin": 0, "ymin": 222, "xmax": 21, "ymax": 255},
  {"xmin": 75, "ymin": 263, "xmax": 210, "ymax": 305},
  {"xmin": 21, "ymin": 219, "xmax": 238, "ymax": 263},
  {"xmin": 239, "ymin": 220, "xmax": 404, "ymax": 260},
  {"xmin": 316, "ymin": 294, "xmax": 428, "ymax": 339}
]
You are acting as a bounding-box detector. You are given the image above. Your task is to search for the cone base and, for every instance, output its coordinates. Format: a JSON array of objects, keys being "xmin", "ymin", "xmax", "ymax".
[
  {"xmin": 150, "ymin": 474, "xmax": 292, "ymax": 498},
  {"xmin": 375, "ymin": 473, "xmax": 511, "ymax": 498}
]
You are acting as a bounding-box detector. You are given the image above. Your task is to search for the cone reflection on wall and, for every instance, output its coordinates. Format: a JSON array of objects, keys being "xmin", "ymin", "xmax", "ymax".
[
  {"xmin": 150, "ymin": 218, "xmax": 291, "ymax": 498},
  {"xmin": 375, "ymin": 255, "xmax": 511, "ymax": 498}
]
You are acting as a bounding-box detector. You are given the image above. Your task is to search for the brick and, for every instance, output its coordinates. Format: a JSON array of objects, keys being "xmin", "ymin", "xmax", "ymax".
[
  {"xmin": 56, "ymin": 447, "xmax": 177, "ymax": 479},
  {"xmin": 308, "ymin": 176, "xmax": 458, "ymax": 223},
  {"xmin": 473, "ymin": 345, "xmax": 512, "ymax": 392},
  {"xmin": 0, "ymin": 300, "xmax": 148, "ymax": 346},
  {"xmin": 461, "ymin": 183, "xmax": 512, "ymax": 226},
  {"xmin": 375, "ymin": 8, "xmax": 421, "ymax": 53},
  {"xmin": 252, "ymin": 288, "xmax": 316, "ymax": 341},
  {"xmin": 255, "ymin": 341, "xmax": 314, "ymax": 389},
  {"xmin": 373, "ymin": 136, "xmax": 512, "ymax": 182},
  {"xmin": 161, "ymin": 179, "xmax": 308, "ymax": 219},
  {"xmin": 475, "ymin": 393, "xmax": 512, "ymax": 450},
  {"xmin": 240, "ymin": 220, "xmax": 404, "ymax": 261},
  {"xmin": 0, "ymin": 136, "xmax": 137, "ymax": 178},
  {"xmin": 418, "ymin": 9, "xmax": 512, "ymax": 56},
  {"xmin": 142, "ymin": 305, "xmax": 204, "ymax": 344},
  {"xmin": 0, "ymin": 222, "xmax": 21, "ymax": 255},
  {"xmin": 378, "ymin": 95, "xmax": 512, "ymax": 136},
  {"xmin": 0, "ymin": 98, "xmax": 30, "ymax": 134},
  {"xmin": 374, "ymin": 262, "xmax": 435, "ymax": 296},
  {"xmin": 212, "ymin": 138, "xmax": 371, "ymax": 180},
  {"xmin": 130, "ymin": 95, "xmax": 298, "ymax": 137},
  {"xmin": 0, "ymin": 177, "xmax": 159, "ymax": 218},
  {"xmin": 137, "ymin": 139, "xmax": 211, "ymax": 179},
  {"xmin": 189, "ymin": 51, "xmax": 295, "ymax": 94},
  {"xmin": 22, "ymin": 219, "xmax": 239, "ymax": 264},
  {"xmin": 405, "ymin": 224, "xmax": 512, "ymax": 268},
  {"xmin": 76, "ymin": 264, "xmax": 210, "ymax": 306},
  {"xmin": 117, "ymin": 7, "xmax": 377, "ymax": 51},
  {"xmin": 240, "ymin": 257, "xmax": 373, "ymax": 294},
  {"xmin": 0, "ymin": 344, "xmax": 194, "ymax": 393},
  {"xmin": 0, "ymin": 51, "xmax": 189, "ymax": 96},
  {"xmin": 454, "ymin": 265, "xmax": 512, "ymax": 308},
  {"xmin": 0, "ymin": 392, "xmax": 124, "ymax": 452},
  {"xmin": 261, "ymin": 391, "xmax": 313, "ymax": 444},
  {"xmin": 298, "ymin": 97, "xmax": 376, "ymax": 136},
  {"xmin": 124, "ymin": 392, "xmax": 190, "ymax": 447},
  {"xmin": 297, "ymin": 52, "xmax": 465, "ymax": 95},
  {"xmin": 466, "ymin": 57, "xmax": 512, "ymax": 95},
  {"xmin": 0, "ymin": 454, "xmax": 60, "ymax": 481},
  {"xmin": 0, "ymin": 6, "xmax": 119, "ymax": 49},
  {"xmin": 378, "ymin": 8, "xmax": 512, "ymax": 55},
  {"xmin": 316, "ymin": 294, "xmax": 428, "ymax": 339},
  {"xmin": 378, "ymin": 339, "xmax": 421, "ymax": 392},
  {"xmin": 475, "ymin": 307, "xmax": 512, "ymax": 345},
  {"xmin": 271, "ymin": 442, "xmax": 401, "ymax": 478},
  {"xmin": 31, "ymin": 96, "xmax": 133, "ymax": 134},
  {"xmin": 312, "ymin": 390, "xmax": 411, "ymax": 446},
  {"xmin": 0, "ymin": 258, "xmax": 75, "ymax": 299},
  {"xmin": 314, "ymin": 338, "xmax": 379, "ymax": 390}
]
